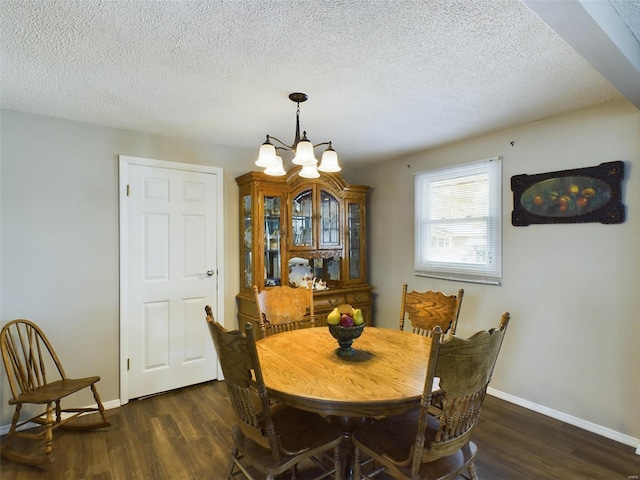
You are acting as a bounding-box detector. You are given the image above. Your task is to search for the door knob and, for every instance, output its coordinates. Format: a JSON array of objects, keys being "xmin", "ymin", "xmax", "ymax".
[{"xmin": 206, "ymin": 269, "xmax": 214, "ymax": 276}]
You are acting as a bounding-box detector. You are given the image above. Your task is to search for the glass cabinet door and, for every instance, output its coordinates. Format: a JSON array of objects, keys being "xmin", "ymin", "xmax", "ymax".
[
  {"xmin": 347, "ymin": 201, "xmax": 362, "ymax": 280},
  {"xmin": 263, "ymin": 195, "xmax": 283, "ymax": 286},
  {"xmin": 292, "ymin": 189, "xmax": 313, "ymax": 247},
  {"xmin": 320, "ymin": 190, "xmax": 340, "ymax": 247},
  {"xmin": 242, "ymin": 193, "xmax": 253, "ymax": 289}
]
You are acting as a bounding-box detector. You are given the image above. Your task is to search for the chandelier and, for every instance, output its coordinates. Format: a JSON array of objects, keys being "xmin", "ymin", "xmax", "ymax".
[{"xmin": 255, "ymin": 92, "xmax": 341, "ymax": 178}]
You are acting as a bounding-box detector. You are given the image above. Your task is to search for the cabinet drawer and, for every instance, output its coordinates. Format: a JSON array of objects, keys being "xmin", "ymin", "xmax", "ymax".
[
  {"xmin": 346, "ymin": 291, "xmax": 373, "ymax": 306},
  {"xmin": 314, "ymin": 294, "xmax": 347, "ymax": 312}
]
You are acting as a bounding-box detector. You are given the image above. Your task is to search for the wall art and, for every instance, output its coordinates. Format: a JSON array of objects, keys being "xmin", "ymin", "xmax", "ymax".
[{"xmin": 511, "ymin": 161, "xmax": 625, "ymax": 226}]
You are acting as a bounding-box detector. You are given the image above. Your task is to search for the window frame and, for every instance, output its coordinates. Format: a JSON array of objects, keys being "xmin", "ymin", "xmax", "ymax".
[{"xmin": 414, "ymin": 156, "xmax": 502, "ymax": 285}]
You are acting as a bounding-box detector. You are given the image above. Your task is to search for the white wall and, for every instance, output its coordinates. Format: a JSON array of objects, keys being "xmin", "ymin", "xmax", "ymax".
[
  {"xmin": 0, "ymin": 110, "xmax": 254, "ymax": 423},
  {"xmin": 0, "ymin": 109, "xmax": 365, "ymax": 427},
  {"xmin": 2, "ymin": 102, "xmax": 638, "ymax": 449},
  {"xmin": 354, "ymin": 99, "xmax": 640, "ymax": 447}
]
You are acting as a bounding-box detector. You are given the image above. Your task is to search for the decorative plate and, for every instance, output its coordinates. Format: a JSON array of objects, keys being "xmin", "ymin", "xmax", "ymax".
[{"xmin": 288, "ymin": 258, "xmax": 312, "ymax": 287}]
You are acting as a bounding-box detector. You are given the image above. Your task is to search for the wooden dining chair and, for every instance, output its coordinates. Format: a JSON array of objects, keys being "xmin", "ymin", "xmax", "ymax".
[
  {"xmin": 353, "ymin": 312, "xmax": 511, "ymax": 480},
  {"xmin": 253, "ymin": 285, "xmax": 315, "ymax": 339},
  {"xmin": 0, "ymin": 319, "xmax": 111, "ymax": 465},
  {"xmin": 204, "ymin": 306, "xmax": 343, "ymax": 480},
  {"xmin": 399, "ymin": 283, "xmax": 464, "ymax": 339}
]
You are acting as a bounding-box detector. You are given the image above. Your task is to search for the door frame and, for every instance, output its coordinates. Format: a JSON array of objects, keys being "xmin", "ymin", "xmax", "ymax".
[{"xmin": 118, "ymin": 155, "xmax": 224, "ymax": 405}]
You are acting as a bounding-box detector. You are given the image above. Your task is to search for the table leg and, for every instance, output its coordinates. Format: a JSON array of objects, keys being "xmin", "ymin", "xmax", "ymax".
[{"xmin": 329, "ymin": 416, "xmax": 374, "ymax": 479}]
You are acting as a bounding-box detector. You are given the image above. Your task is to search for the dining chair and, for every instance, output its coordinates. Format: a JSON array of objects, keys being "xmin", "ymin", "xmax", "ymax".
[
  {"xmin": 204, "ymin": 306, "xmax": 343, "ymax": 480},
  {"xmin": 253, "ymin": 284, "xmax": 315, "ymax": 339},
  {"xmin": 0, "ymin": 319, "xmax": 111, "ymax": 465},
  {"xmin": 399, "ymin": 283, "xmax": 464, "ymax": 339},
  {"xmin": 353, "ymin": 312, "xmax": 511, "ymax": 480}
]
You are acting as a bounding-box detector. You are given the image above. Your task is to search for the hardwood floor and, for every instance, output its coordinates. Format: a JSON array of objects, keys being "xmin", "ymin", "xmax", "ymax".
[{"xmin": 1, "ymin": 380, "xmax": 638, "ymax": 479}]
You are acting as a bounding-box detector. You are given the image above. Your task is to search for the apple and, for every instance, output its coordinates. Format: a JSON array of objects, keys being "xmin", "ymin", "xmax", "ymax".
[
  {"xmin": 340, "ymin": 314, "xmax": 354, "ymax": 327},
  {"xmin": 567, "ymin": 184, "xmax": 579, "ymax": 195}
]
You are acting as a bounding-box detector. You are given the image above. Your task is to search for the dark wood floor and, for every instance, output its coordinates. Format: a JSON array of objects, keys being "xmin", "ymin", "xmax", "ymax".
[{"xmin": 1, "ymin": 380, "xmax": 638, "ymax": 479}]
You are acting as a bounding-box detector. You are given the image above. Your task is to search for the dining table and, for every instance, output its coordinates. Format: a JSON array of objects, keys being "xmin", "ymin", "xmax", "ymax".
[{"xmin": 256, "ymin": 326, "xmax": 434, "ymax": 477}]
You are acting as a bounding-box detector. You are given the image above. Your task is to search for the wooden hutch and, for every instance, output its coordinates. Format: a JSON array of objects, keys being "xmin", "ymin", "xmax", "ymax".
[{"xmin": 236, "ymin": 167, "xmax": 373, "ymax": 328}]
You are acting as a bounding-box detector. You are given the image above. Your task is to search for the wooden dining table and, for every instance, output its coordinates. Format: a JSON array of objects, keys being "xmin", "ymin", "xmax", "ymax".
[
  {"xmin": 256, "ymin": 326, "xmax": 433, "ymax": 477},
  {"xmin": 256, "ymin": 325, "xmax": 433, "ymax": 419}
]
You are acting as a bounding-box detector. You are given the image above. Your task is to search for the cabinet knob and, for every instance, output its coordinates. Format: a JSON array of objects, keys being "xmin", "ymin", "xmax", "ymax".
[{"xmin": 207, "ymin": 269, "xmax": 214, "ymax": 276}]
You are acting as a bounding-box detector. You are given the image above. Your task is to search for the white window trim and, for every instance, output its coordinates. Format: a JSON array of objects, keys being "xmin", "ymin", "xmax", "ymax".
[{"xmin": 414, "ymin": 156, "xmax": 502, "ymax": 285}]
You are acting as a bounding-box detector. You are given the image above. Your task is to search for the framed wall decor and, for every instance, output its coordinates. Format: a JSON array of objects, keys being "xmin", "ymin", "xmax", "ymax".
[{"xmin": 511, "ymin": 161, "xmax": 625, "ymax": 226}]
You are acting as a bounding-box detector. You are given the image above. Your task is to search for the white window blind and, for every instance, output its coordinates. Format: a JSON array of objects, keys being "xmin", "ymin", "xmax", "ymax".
[{"xmin": 414, "ymin": 157, "xmax": 502, "ymax": 285}]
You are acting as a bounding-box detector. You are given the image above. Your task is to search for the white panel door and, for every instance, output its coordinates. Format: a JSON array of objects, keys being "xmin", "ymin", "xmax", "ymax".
[{"xmin": 125, "ymin": 162, "xmax": 219, "ymax": 399}]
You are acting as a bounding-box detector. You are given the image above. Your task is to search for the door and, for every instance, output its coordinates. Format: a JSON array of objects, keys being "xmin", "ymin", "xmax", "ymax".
[{"xmin": 119, "ymin": 155, "xmax": 223, "ymax": 402}]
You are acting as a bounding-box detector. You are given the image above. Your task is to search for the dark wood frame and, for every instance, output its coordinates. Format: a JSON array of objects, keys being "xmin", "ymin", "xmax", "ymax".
[{"xmin": 511, "ymin": 161, "xmax": 625, "ymax": 226}]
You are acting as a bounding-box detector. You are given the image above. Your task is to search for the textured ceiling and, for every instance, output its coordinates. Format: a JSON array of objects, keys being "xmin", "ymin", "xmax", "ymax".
[{"xmin": 1, "ymin": 0, "xmax": 637, "ymax": 166}]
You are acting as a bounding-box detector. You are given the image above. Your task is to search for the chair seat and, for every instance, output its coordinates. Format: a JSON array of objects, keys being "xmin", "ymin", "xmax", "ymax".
[
  {"xmin": 9, "ymin": 377, "xmax": 101, "ymax": 405},
  {"xmin": 270, "ymin": 404, "xmax": 343, "ymax": 453},
  {"xmin": 353, "ymin": 409, "xmax": 478, "ymax": 479},
  {"xmin": 232, "ymin": 402, "xmax": 342, "ymax": 476},
  {"xmin": 353, "ymin": 408, "xmax": 426, "ymax": 464}
]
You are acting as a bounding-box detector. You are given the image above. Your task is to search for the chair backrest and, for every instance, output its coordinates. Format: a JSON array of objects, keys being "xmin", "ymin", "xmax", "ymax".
[
  {"xmin": 399, "ymin": 283, "xmax": 464, "ymax": 338},
  {"xmin": 0, "ymin": 319, "xmax": 67, "ymax": 402},
  {"xmin": 411, "ymin": 312, "xmax": 510, "ymax": 476},
  {"xmin": 253, "ymin": 285, "xmax": 315, "ymax": 339},
  {"xmin": 204, "ymin": 306, "xmax": 281, "ymax": 459}
]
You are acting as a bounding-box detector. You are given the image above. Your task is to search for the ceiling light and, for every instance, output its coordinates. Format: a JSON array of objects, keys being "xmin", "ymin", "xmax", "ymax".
[{"xmin": 256, "ymin": 92, "xmax": 341, "ymax": 177}]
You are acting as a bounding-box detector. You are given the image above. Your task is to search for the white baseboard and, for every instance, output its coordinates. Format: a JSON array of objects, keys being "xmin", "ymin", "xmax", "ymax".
[
  {"xmin": 487, "ymin": 387, "xmax": 640, "ymax": 455},
  {"xmin": 0, "ymin": 398, "xmax": 121, "ymax": 436}
]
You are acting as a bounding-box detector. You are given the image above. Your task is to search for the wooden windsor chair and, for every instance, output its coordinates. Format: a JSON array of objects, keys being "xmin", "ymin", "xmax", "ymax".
[
  {"xmin": 399, "ymin": 283, "xmax": 464, "ymax": 339},
  {"xmin": 0, "ymin": 319, "xmax": 110, "ymax": 465},
  {"xmin": 353, "ymin": 312, "xmax": 511, "ymax": 480},
  {"xmin": 204, "ymin": 306, "xmax": 343, "ymax": 480},
  {"xmin": 253, "ymin": 285, "xmax": 316, "ymax": 339}
]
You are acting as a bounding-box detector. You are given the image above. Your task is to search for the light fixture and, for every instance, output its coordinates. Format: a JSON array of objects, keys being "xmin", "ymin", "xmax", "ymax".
[{"xmin": 255, "ymin": 92, "xmax": 341, "ymax": 178}]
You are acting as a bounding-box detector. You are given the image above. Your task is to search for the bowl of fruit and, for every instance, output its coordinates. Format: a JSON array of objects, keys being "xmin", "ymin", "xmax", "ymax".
[{"xmin": 326, "ymin": 304, "xmax": 365, "ymax": 357}]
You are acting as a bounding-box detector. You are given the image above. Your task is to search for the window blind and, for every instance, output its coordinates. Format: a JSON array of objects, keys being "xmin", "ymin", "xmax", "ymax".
[{"xmin": 414, "ymin": 157, "xmax": 502, "ymax": 285}]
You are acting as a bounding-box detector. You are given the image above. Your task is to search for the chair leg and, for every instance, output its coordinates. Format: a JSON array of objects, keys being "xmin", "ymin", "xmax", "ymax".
[
  {"xmin": 227, "ymin": 447, "xmax": 239, "ymax": 479},
  {"xmin": 44, "ymin": 402, "xmax": 55, "ymax": 459},
  {"xmin": 467, "ymin": 463, "xmax": 479, "ymax": 480},
  {"xmin": 353, "ymin": 447, "xmax": 361, "ymax": 479},
  {"xmin": 61, "ymin": 384, "xmax": 111, "ymax": 431},
  {"xmin": 334, "ymin": 446, "xmax": 342, "ymax": 480},
  {"xmin": 4, "ymin": 404, "xmax": 21, "ymax": 449},
  {"xmin": 90, "ymin": 384, "xmax": 111, "ymax": 425},
  {"xmin": 55, "ymin": 399, "xmax": 62, "ymax": 423}
]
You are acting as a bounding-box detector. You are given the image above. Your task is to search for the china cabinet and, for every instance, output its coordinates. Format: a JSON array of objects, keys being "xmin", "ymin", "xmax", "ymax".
[{"xmin": 236, "ymin": 167, "xmax": 373, "ymax": 327}]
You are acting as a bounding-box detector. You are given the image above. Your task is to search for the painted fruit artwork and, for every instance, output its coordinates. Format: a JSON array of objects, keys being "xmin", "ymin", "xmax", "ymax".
[{"xmin": 521, "ymin": 176, "xmax": 611, "ymax": 218}]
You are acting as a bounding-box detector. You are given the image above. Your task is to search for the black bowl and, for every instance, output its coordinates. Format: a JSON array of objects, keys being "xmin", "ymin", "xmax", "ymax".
[{"xmin": 328, "ymin": 323, "xmax": 365, "ymax": 356}]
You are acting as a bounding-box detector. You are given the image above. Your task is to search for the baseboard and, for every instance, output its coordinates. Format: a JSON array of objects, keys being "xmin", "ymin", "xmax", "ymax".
[
  {"xmin": 0, "ymin": 398, "xmax": 121, "ymax": 436},
  {"xmin": 487, "ymin": 387, "xmax": 640, "ymax": 455}
]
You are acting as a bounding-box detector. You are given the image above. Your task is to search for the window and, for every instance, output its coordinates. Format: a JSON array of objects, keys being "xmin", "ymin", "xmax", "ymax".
[{"xmin": 414, "ymin": 157, "xmax": 502, "ymax": 285}]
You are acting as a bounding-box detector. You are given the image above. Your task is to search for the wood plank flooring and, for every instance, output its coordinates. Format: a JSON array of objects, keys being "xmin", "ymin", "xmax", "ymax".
[{"xmin": 1, "ymin": 380, "xmax": 638, "ymax": 479}]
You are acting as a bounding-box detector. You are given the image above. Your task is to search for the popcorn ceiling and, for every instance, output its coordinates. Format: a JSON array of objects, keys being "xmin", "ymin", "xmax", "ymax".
[{"xmin": 0, "ymin": 0, "xmax": 625, "ymax": 164}]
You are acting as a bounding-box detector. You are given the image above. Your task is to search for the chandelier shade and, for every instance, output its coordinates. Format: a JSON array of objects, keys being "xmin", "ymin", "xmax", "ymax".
[
  {"xmin": 256, "ymin": 93, "xmax": 341, "ymax": 177},
  {"xmin": 318, "ymin": 144, "xmax": 340, "ymax": 172},
  {"xmin": 264, "ymin": 155, "xmax": 286, "ymax": 176},
  {"xmin": 255, "ymin": 140, "xmax": 277, "ymax": 168}
]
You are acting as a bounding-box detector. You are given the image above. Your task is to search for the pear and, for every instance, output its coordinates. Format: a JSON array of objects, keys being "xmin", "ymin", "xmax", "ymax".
[
  {"xmin": 327, "ymin": 307, "xmax": 341, "ymax": 325},
  {"xmin": 353, "ymin": 308, "xmax": 364, "ymax": 325}
]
